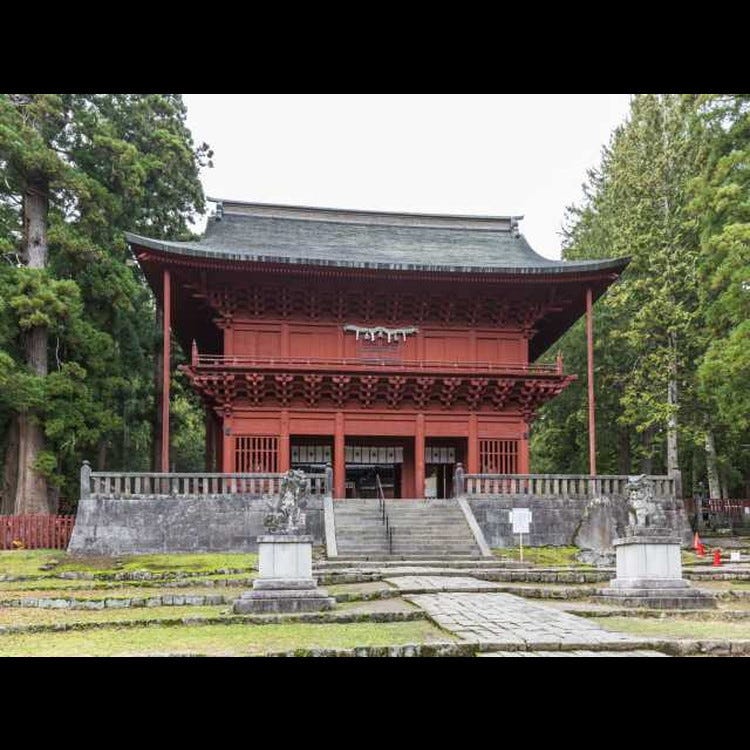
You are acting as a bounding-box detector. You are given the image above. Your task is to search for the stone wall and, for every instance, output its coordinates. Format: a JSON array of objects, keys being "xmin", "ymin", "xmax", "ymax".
[
  {"xmin": 68, "ymin": 494, "xmax": 324, "ymax": 555},
  {"xmin": 468, "ymin": 495, "xmax": 690, "ymax": 549}
]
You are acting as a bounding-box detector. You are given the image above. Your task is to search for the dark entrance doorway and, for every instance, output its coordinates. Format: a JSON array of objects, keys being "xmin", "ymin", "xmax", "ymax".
[
  {"xmin": 425, "ymin": 438, "xmax": 466, "ymax": 498},
  {"xmin": 344, "ymin": 438, "xmax": 411, "ymax": 498}
]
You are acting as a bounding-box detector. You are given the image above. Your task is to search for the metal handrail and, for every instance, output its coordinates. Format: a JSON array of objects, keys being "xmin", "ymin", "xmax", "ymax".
[{"xmin": 375, "ymin": 473, "xmax": 394, "ymax": 555}]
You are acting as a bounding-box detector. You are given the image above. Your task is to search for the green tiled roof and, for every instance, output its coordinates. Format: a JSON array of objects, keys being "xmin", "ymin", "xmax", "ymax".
[{"xmin": 126, "ymin": 199, "xmax": 628, "ymax": 276}]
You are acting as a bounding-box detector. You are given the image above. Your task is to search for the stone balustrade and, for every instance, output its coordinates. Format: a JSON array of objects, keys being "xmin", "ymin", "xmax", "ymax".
[
  {"xmin": 455, "ymin": 470, "xmax": 674, "ymax": 500},
  {"xmin": 80, "ymin": 462, "xmax": 331, "ymax": 500}
]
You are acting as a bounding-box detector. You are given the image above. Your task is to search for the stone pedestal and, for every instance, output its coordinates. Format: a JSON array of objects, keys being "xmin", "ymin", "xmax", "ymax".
[
  {"xmin": 234, "ymin": 535, "xmax": 335, "ymax": 614},
  {"xmin": 598, "ymin": 528, "xmax": 715, "ymax": 609}
]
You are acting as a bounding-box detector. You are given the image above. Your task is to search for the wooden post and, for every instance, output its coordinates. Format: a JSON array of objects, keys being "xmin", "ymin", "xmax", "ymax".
[
  {"xmin": 415, "ymin": 413, "xmax": 425, "ymax": 499},
  {"xmin": 586, "ymin": 286, "xmax": 597, "ymax": 476},
  {"xmin": 467, "ymin": 413, "xmax": 478, "ymax": 474},
  {"xmin": 161, "ymin": 268, "xmax": 171, "ymax": 473},
  {"xmin": 334, "ymin": 412, "xmax": 345, "ymax": 499},
  {"xmin": 279, "ymin": 410, "xmax": 290, "ymax": 472},
  {"xmin": 222, "ymin": 416, "xmax": 233, "ymax": 473}
]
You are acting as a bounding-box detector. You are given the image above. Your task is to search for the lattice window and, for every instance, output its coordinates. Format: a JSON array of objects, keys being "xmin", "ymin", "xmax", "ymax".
[
  {"xmin": 234, "ymin": 436, "xmax": 278, "ymax": 473},
  {"xmin": 479, "ymin": 439, "xmax": 518, "ymax": 474}
]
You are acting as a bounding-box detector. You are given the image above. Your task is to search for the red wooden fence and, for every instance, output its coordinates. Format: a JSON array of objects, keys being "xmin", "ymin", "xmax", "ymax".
[
  {"xmin": 707, "ymin": 499, "xmax": 750, "ymax": 522},
  {"xmin": 0, "ymin": 515, "xmax": 75, "ymax": 550}
]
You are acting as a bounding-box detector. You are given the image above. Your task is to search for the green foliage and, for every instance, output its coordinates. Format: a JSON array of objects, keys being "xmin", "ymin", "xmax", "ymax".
[
  {"xmin": 9, "ymin": 269, "xmax": 80, "ymax": 331},
  {"xmin": 0, "ymin": 94, "xmax": 209, "ymax": 507},
  {"xmin": 170, "ymin": 374, "xmax": 206, "ymax": 472},
  {"xmin": 532, "ymin": 94, "xmax": 749, "ymax": 496}
]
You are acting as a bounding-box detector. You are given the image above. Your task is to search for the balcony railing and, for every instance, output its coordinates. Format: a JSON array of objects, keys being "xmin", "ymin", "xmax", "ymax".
[{"xmin": 192, "ymin": 353, "xmax": 564, "ymax": 376}]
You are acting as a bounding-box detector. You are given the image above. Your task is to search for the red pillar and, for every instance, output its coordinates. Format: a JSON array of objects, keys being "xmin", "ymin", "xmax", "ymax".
[
  {"xmin": 519, "ymin": 427, "xmax": 530, "ymax": 473},
  {"xmin": 222, "ymin": 415, "xmax": 233, "ymax": 472},
  {"xmin": 467, "ymin": 413, "xmax": 479, "ymax": 474},
  {"xmin": 161, "ymin": 268, "xmax": 171, "ymax": 472},
  {"xmin": 586, "ymin": 286, "xmax": 597, "ymax": 476},
  {"xmin": 415, "ymin": 413, "xmax": 425, "ymax": 498},
  {"xmin": 279, "ymin": 410, "xmax": 290, "ymax": 472},
  {"xmin": 334, "ymin": 412, "xmax": 345, "ymax": 499}
]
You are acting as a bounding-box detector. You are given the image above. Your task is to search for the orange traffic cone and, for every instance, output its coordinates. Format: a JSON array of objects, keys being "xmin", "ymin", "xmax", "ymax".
[{"xmin": 694, "ymin": 532, "xmax": 706, "ymax": 557}]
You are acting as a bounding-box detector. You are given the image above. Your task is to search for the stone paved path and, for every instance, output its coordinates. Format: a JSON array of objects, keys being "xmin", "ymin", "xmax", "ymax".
[
  {"xmin": 405, "ymin": 590, "xmax": 645, "ymax": 649},
  {"xmin": 385, "ymin": 575, "xmax": 501, "ymax": 592}
]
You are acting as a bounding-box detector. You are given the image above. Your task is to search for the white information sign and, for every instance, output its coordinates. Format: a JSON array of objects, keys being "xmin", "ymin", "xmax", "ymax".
[{"xmin": 509, "ymin": 508, "xmax": 532, "ymax": 535}]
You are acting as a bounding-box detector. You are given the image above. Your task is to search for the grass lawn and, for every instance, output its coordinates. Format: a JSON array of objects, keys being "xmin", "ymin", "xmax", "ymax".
[
  {"xmin": 492, "ymin": 546, "xmax": 589, "ymax": 567},
  {"xmin": 593, "ymin": 617, "xmax": 750, "ymax": 639},
  {"xmin": 0, "ymin": 551, "xmax": 258, "ymax": 578},
  {"xmin": 0, "ymin": 585, "xmax": 240, "ymax": 601},
  {"xmin": 0, "ymin": 620, "xmax": 451, "ymax": 656},
  {"xmin": 0, "ymin": 605, "xmax": 227, "ymax": 628}
]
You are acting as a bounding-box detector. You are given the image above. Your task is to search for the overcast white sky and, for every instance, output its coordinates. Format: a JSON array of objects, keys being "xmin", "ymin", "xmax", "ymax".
[{"xmin": 183, "ymin": 94, "xmax": 632, "ymax": 260}]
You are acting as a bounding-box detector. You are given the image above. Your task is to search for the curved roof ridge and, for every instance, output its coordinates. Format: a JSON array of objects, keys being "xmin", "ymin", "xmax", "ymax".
[{"xmin": 207, "ymin": 196, "xmax": 522, "ymax": 231}]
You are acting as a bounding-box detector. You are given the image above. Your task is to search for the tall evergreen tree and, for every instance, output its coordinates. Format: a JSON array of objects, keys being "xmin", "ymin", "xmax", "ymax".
[
  {"xmin": 533, "ymin": 95, "xmax": 710, "ymax": 493},
  {"xmin": 690, "ymin": 95, "xmax": 750, "ymax": 497},
  {"xmin": 0, "ymin": 94, "xmax": 211, "ymax": 513}
]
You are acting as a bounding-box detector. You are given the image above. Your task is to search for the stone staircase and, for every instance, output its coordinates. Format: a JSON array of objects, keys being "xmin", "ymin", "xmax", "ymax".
[
  {"xmin": 333, "ymin": 499, "xmax": 391, "ymax": 557},
  {"xmin": 332, "ymin": 498, "xmax": 482, "ymax": 559}
]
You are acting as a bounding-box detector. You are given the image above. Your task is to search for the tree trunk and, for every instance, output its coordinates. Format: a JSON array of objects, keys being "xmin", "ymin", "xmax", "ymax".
[
  {"xmin": 617, "ymin": 424, "xmax": 631, "ymax": 475},
  {"xmin": 13, "ymin": 180, "xmax": 50, "ymax": 514},
  {"xmin": 1, "ymin": 419, "xmax": 19, "ymax": 515},
  {"xmin": 666, "ymin": 334, "xmax": 679, "ymax": 477},
  {"xmin": 152, "ymin": 306, "xmax": 163, "ymax": 472},
  {"xmin": 97, "ymin": 441, "xmax": 108, "ymax": 471},
  {"xmin": 640, "ymin": 426, "xmax": 654, "ymax": 474},
  {"xmin": 14, "ymin": 413, "xmax": 49, "ymax": 513},
  {"xmin": 705, "ymin": 428, "xmax": 721, "ymax": 500}
]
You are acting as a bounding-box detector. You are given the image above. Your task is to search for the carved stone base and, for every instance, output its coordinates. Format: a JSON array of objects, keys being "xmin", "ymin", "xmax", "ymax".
[
  {"xmin": 233, "ymin": 578, "xmax": 335, "ymax": 613},
  {"xmin": 233, "ymin": 535, "xmax": 335, "ymax": 614},
  {"xmin": 597, "ymin": 531, "xmax": 716, "ymax": 609}
]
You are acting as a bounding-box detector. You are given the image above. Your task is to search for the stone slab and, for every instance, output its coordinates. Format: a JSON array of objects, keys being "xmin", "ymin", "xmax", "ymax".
[
  {"xmin": 233, "ymin": 592, "xmax": 336, "ymax": 614},
  {"xmin": 252, "ymin": 578, "xmax": 318, "ymax": 590}
]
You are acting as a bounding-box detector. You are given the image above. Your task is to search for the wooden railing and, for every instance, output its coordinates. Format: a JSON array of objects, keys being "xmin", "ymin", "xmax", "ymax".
[
  {"xmin": 0, "ymin": 515, "xmax": 75, "ymax": 550},
  {"xmin": 81, "ymin": 462, "xmax": 331, "ymax": 499},
  {"xmin": 455, "ymin": 468, "xmax": 675, "ymax": 499},
  {"xmin": 193, "ymin": 353, "xmax": 564, "ymax": 376}
]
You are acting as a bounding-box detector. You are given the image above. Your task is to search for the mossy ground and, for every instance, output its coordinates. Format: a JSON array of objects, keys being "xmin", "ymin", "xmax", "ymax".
[
  {"xmin": 2, "ymin": 550, "xmax": 748, "ymax": 655},
  {"xmin": 0, "ymin": 551, "xmax": 258, "ymax": 578},
  {"xmin": 492, "ymin": 546, "xmax": 589, "ymax": 567},
  {"xmin": 0, "ymin": 552, "xmax": 445, "ymax": 656}
]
